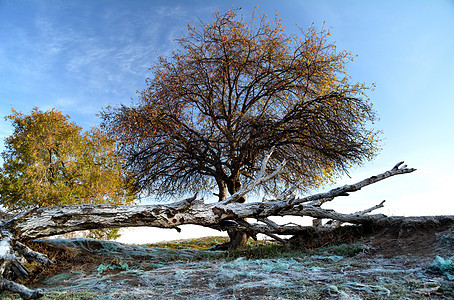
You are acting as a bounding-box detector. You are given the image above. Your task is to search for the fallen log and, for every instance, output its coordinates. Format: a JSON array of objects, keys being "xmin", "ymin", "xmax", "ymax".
[
  {"xmin": 0, "ymin": 161, "xmax": 418, "ymax": 298},
  {"xmin": 7, "ymin": 162, "xmax": 415, "ymax": 240}
]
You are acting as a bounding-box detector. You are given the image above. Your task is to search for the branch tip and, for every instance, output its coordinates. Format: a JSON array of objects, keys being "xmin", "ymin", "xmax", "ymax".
[{"xmin": 392, "ymin": 161, "xmax": 405, "ymax": 170}]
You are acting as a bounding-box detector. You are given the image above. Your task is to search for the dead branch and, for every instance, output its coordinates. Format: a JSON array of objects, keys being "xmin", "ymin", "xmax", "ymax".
[
  {"xmin": 220, "ymin": 147, "xmax": 286, "ymax": 204},
  {"xmin": 5, "ymin": 162, "xmax": 416, "ymax": 241},
  {"xmin": 0, "ymin": 161, "xmax": 418, "ymax": 298},
  {"xmin": 0, "ymin": 278, "xmax": 44, "ymax": 299},
  {"xmin": 295, "ymin": 162, "xmax": 416, "ymax": 206}
]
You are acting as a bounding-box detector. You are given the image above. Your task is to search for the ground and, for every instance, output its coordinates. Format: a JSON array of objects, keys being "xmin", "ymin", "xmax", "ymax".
[{"xmin": 3, "ymin": 218, "xmax": 454, "ymax": 299}]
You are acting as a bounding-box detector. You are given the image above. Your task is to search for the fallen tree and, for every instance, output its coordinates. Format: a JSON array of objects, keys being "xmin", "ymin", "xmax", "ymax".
[{"xmin": 0, "ymin": 158, "xmax": 428, "ymax": 298}]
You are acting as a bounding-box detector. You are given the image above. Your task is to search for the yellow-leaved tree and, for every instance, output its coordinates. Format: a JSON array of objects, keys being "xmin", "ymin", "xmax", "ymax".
[{"xmin": 0, "ymin": 108, "xmax": 136, "ymax": 239}]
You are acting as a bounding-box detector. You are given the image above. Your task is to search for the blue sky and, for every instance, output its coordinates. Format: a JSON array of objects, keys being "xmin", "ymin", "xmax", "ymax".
[{"xmin": 1, "ymin": 0, "xmax": 453, "ymax": 242}]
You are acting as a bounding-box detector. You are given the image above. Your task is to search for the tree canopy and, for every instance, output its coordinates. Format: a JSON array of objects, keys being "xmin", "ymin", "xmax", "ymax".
[
  {"xmin": 0, "ymin": 108, "xmax": 136, "ymax": 212},
  {"xmin": 101, "ymin": 9, "xmax": 380, "ymax": 202}
]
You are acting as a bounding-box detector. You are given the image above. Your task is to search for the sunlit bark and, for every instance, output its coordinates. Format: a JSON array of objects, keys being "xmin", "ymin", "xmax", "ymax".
[{"xmin": 0, "ymin": 160, "xmax": 419, "ymax": 298}]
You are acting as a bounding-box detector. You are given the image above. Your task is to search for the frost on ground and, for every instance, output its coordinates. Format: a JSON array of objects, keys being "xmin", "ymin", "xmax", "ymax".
[{"xmin": 4, "ymin": 221, "xmax": 454, "ymax": 299}]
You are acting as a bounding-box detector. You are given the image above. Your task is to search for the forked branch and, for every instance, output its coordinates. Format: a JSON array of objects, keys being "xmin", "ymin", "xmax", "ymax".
[{"xmin": 221, "ymin": 147, "xmax": 286, "ymax": 204}]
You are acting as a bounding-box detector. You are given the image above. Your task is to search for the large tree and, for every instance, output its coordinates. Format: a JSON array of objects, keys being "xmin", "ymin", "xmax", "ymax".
[
  {"xmin": 0, "ymin": 108, "xmax": 136, "ymax": 238},
  {"xmin": 101, "ymin": 9, "xmax": 379, "ymax": 248}
]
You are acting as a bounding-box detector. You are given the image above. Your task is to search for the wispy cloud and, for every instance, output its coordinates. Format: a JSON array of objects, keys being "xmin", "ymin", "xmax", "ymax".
[{"xmin": 0, "ymin": 1, "xmax": 211, "ymax": 123}]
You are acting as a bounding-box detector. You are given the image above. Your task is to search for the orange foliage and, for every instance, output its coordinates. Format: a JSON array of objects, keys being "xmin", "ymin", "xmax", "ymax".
[{"xmin": 101, "ymin": 9, "xmax": 379, "ymax": 200}]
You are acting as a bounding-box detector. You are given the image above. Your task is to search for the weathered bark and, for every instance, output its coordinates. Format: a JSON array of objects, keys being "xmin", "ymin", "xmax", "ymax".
[
  {"xmin": 0, "ymin": 278, "xmax": 44, "ymax": 299},
  {"xmin": 0, "ymin": 161, "xmax": 418, "ymax": 298},
  {"xmin": 4, "ymin": 162, "xmax": 415, "ymax": 241},
  {"xmin": 0, "ymin": 229, "xmax": 49, "ymax": 299}
]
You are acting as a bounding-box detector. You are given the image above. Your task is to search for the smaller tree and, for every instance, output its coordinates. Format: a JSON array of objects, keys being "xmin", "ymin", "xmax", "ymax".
[{"xmin": 0, "ymin": 108, "xmax": 136, "ymax": 238}]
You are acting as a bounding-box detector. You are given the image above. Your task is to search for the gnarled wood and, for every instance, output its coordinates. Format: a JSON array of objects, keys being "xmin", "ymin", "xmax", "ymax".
[
  {"xmin": 6, "ymin": 162, "xmax": 415, "ymax": 241},
  {"xmin": 0, "ymin": 278, "xmax": 44, "ymax": 299},
  {"xmin": 0, "ymin": 161, "xmax": 418, "ymax": 298}
]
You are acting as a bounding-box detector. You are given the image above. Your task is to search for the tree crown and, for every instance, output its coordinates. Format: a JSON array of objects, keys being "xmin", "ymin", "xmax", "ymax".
[
  {"xmin": 1, "ymin": 107, "xmax": 136, "ymax": 211},
  {"xmin": 101, "ymin": 9, "xmax": 380, "ymax": 201}
]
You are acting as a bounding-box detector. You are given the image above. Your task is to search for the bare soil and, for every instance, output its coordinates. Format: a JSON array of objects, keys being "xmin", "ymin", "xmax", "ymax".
[{"xmin": 3, "ymin": 217, "xmax": 454, "ymax": 299}]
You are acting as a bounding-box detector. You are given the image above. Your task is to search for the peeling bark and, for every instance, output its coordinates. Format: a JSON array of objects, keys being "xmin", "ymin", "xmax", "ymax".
[
  {"xmin": 4, "ymin": 162, "xmax": 416, "ymax": 243},
  {"xmin": 0, "ymin": 161, "xmax": 419, "ymax": 298}
]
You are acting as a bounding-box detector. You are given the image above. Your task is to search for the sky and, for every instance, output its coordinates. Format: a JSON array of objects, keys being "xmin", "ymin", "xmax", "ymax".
[{"xmin": 1, "ymin": 0, "xmax": 453, "ymax": 243}]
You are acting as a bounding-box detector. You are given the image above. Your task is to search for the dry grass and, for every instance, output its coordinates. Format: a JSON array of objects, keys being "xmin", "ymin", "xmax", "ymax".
[{"xmin": 146, "ymin": 236, "xmax": 277, "ymax": 251}]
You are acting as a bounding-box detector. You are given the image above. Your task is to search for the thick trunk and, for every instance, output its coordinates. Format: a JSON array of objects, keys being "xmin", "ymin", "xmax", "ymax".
[
  {"xmin": 227, "ymin": 230, "xmax": 249, "ymax": 249},
  {"xmin": 215, "ymin": 178, "xmax": 248, "ymax": 249},
  {"xmin": 225, "ymin": 178, "xmax": 249, "ymax": 249}
]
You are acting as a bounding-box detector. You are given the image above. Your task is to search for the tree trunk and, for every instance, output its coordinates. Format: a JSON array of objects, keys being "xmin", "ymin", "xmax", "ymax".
[
  {"xmin": 215, "ymin": 179, "xmax": 227, "ymax": 201},
  {"xmin": 227, "ymin": 230, "xmax": 249, "ymax": 249},
  {"xmin": 215, "ymin": 178, "xmax": 249, "ymax": 249},
  {"xmin": 225, "ymin": 178, "xmax": 249, "ymax": 249}
]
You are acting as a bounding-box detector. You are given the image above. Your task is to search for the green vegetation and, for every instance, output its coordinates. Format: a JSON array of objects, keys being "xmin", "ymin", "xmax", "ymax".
[
  {"xmin": 0, "ymin": 107, "xmax": 136, "ymax": 210},
  {"xmin": 97, "ymin": 260, "xmax": 130, "ymax": 274},
  {"xmin": 146, "ymin": 236, "xmax": 231, "ymax": 250},
  {"xmin": 147, "ymin": 236, "xmax": 315, "ymax": 260},
  {"xmin": 431, "ymin": 256, "xmax": 454, "ymax": 280},
  {"xmin": 146, "ymin": 237, "xmax": 367, "ymax": 260},
  {"xmin": 0, "ymin": 107, "xmax": 137, "ymax": 239}
]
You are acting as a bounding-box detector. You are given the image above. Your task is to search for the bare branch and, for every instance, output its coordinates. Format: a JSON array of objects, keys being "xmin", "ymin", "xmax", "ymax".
[
  {"xmin": 324, "ymin": 200, "xmax": 386, "ymax": 229},
  {"xmin": 236, "ymin": 219, "xmax": 289, "ymax": 246},
  {"xmin": 356, "ymin": 200, "xmax": 386, "ymax": 215},
  {"xmin": 296, "ymin": 162, "xmax": 416, "ymax": 206},
  {"xmin": 257, "ymin": 217, "xmax": 282, "ymax": 231},
  {"xmin": 3, "ymin": 162, "xmax": 415, "ymax": 241},
  {"xmin": 0, "ymin": 278, "xmax": 44, "ymax": 299},
  {"xmin": 13, "ymin": 242, "xmax": 52, "ymax": 266},
  {"xmin": 275, "ymin": 178, "xmax": 304, "ymax": 202},
  {"xmin": 221, "ymin": 148, "xmax": 286, "ymax": 204}
]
